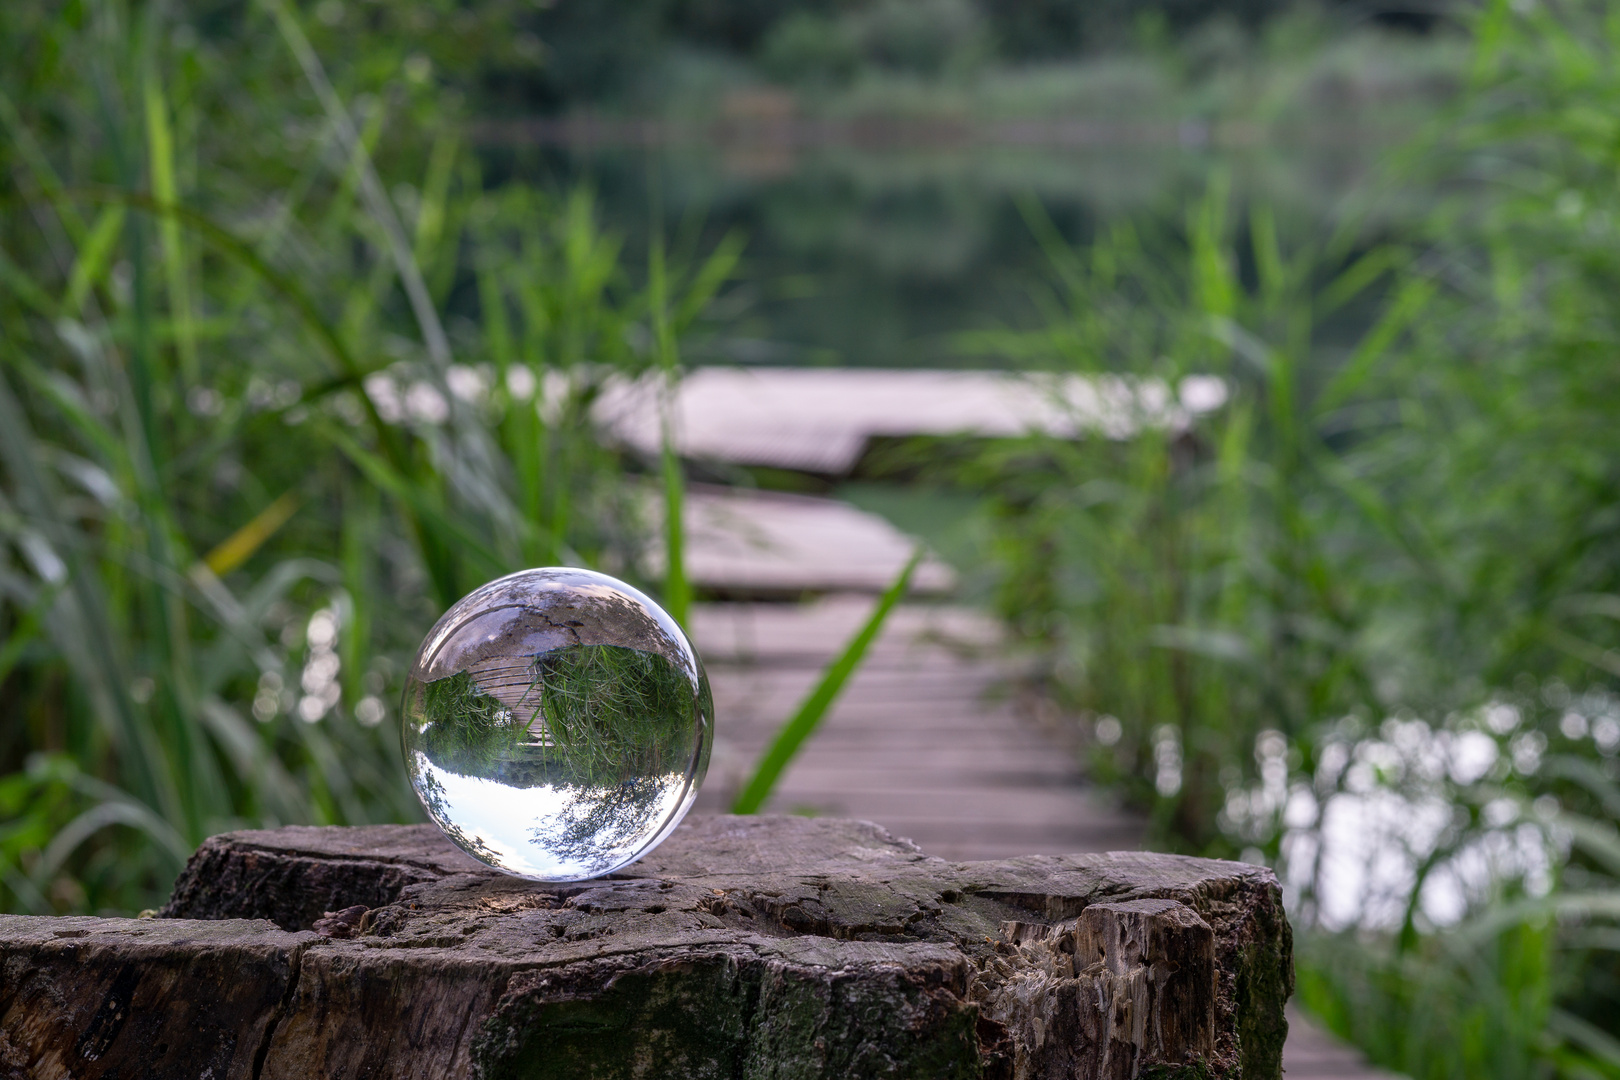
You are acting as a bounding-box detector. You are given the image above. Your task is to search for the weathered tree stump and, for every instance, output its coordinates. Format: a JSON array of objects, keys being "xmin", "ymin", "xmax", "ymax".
[{"xmin": 0, "ymin": 816, "xmax": 1291, "ymax": 1079}]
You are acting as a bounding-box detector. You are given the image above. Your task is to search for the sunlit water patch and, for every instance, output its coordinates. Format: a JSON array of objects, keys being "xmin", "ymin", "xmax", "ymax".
[{"xmin": 1205, "ymin": 694, "xmax": 1620, "ymax": 931}]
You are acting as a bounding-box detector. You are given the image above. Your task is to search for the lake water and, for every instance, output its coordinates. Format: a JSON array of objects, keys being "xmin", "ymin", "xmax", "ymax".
[{"xmin": 481, "ymin": 130, "xmax": 1405, "ymax": 370}]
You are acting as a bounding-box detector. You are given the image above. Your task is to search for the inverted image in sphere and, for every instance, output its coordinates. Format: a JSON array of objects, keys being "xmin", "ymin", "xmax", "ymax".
[{"xmin": 401, "ymin": 568, "xmax": 713, "ymax": 880}]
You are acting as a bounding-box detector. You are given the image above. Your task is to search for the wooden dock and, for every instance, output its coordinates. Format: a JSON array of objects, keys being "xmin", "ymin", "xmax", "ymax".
[
  {"xmin": 688, "ymin": 596, "xmax": 1402, "ymax": 1080},
  {"xmin": 596, "ymin": 366, "xmax": 1228, "ymax": 476}
]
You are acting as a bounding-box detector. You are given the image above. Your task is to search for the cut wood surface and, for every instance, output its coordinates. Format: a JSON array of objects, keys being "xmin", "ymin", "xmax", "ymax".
[
  {"xmin": 0, "ymin": 817, "xmax": 1289, "ymax": 1080},
  {"xmin": 687, "ymin": 597, "xmax": 1403, "ymax": 1080}
]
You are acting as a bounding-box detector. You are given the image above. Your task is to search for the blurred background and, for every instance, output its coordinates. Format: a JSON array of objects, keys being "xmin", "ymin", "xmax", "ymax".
[{"xmin": 3, "ymin": 0, "xmax": 1620, "ymax": 1076}]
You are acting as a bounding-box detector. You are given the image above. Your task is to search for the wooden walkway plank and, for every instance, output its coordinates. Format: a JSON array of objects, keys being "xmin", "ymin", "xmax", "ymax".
[
  {"xmin": 1284, "ymin": 1007, "xmax": 1408, "ymax": 1079},
  {"xmin": 693, "ymin": 598, "xmax": 1147, "ymax": 859},
  {"xmin": 595, "ymin": 367, "xmax": 1226, "ymax": 475},
  {"xmin": 646, "ymin": 485, "xmax": 958, "ymax": 597}
]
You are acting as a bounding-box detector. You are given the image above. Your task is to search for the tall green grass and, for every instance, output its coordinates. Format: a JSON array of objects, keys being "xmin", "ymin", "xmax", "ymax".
[
  {"xmin": 967, "ymin": 0, "xmax": 1620, "ymax": 1072},
  {"xmin": 0, "ymin": 0, "xmax": 734, "ymax": 914},
  {"xmin": 1293, "ymin": 764, "xmax": 1620, "ymax": 1079},
  {"xmin": 966, "ymin": 178, "xmax": 1394, "ymax": 852}
]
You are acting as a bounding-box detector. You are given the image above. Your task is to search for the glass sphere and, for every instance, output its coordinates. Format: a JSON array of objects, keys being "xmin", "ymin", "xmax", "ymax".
[{"xmin": 401, "ymin": 568, "xmax": 712, "ymax": 881}]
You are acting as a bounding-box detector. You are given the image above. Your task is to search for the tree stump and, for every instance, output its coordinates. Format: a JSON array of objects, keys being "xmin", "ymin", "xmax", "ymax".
[{"xmin": 0, "ymin": 816, "xmax": 1291, "ymax": 1079}]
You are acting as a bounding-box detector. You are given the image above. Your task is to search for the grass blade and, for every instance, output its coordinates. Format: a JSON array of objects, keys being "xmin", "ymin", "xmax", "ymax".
[
  {"xmin": 258, "ymin": 0, "xmax": 453, "ymax": 373},
  {"xmin": 203, "ymin": 491, "xmax": 301, "ymax": 576},
  {"xmin": 0, "ymin": 583, "xmax": 60, "ymax": 689},
  {"xmin": 0, "ymin": 367, "xmax": 178, "ymax": 823},
  {"xmin": 143, "ymin": 67, "xmax": 197, "ymax": 383},
  {"xmin": 61, "ymin": 206, "xmax": 124, "ymax": 317},
  {"xmin": 648, "ymin": 231, "xmax": 690, "ymax": 626},
  {"xmin": 732, "ymin": 548, "xmax": 924, "ymax": 814}
]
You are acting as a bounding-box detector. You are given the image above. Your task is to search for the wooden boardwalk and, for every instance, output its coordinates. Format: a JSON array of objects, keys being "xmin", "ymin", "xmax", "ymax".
[
  {"xmin": 690, "ymin": 597, "xmax": 1141, "ymax": 858},
  {"xmin": 595, "ymin": 366, "xmax": 1227, "ymax": 476},
  {"xmin": 689, "ymin": 596, "xmax": 1400, "ymax": 1080}
]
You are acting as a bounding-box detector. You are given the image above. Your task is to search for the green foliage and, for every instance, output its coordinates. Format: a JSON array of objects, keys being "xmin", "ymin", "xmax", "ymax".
[
  {"xmin": 968, "ymin": 0, "xmax": 1620, "ymax": 848},
  {"xmin": 474, "ymin": 0, "xmax": 1354, "ymax": 109},
  {"xmin": 1295, "ymin": 766, "xmax": 1620, "ymax": 1080},
  {"xmin": 533, "ymin": 645, "xmax": 697, "ymax": 784},
  {"xmin": 760, "ymin": 12, "xmax": 860, "ymax": 88},
  {"xmin": 842, "ymin": 0, "xmax": 988, "ymax": 77},
  {"xmin": 1296, "ymin": 921, "xmax": 1561, "ymax": 1080},
  {"xmin": 618, "ymin": 18, "xmax": 1465, "ymax": 372},
  {"xmin": 412, "ymin": 672, "xmax": 528, "ymax": 779},
  {"xmin": 965, "ymin": 181, "xmax": 1393, "ymax": 852},
  {"xmin": 966, "ymin": 0, "xmax": 1620, "ymax": 1071},
  {"xmin": 0, "ymin": 0, "xmax": 735, "ymax": 914}
]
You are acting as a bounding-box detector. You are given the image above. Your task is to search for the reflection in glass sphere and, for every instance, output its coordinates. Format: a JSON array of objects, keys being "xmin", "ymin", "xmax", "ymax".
[{"xmin": 401, "ymin": 568, "xmax": 712, "ymax": 881}]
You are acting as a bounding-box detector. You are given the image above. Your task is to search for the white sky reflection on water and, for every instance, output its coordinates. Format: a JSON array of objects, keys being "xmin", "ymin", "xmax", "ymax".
[{"xmin": 1206, "ymin": 698, "xmax": 1620, "ymax": 932}]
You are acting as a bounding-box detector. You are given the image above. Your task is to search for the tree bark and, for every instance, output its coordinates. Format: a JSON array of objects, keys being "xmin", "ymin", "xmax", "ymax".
[{"xmin": 0, "ymin": 816, "xmax": 1291, "ymax": 1079}]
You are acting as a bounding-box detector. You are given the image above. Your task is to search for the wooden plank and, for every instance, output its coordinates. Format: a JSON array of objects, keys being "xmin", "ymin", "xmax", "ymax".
[
  {"xmin": 695, "ymin": 602, "xmax": 1130, "ymax": 854},
  {"xmin": 1283, "ymin": 1007, "xmax": 1406, "ymax": 1080},
  {"xmin": 596, "ymin": 367, "xmax": 1224, "ymax": 475},
  {"xmin": 691, "ymin": 595, "xmax": 1001, "ymax": 658},
  {"xmin": 647, "ymin": 486, "xmax": 957, "ymax": 597}
]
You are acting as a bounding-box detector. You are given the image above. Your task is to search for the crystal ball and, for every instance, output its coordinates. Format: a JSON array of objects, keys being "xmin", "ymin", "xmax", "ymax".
[{"xmin": 401, "ymin": 568, "xmax": 712, "ymax": 881}]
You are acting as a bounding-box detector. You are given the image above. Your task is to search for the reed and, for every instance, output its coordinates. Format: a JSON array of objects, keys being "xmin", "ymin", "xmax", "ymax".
[
  {"xmin": 0, "ymin": 0, "xmax": 731, "ymax": 914},
  {"xmin": 966, "ymin": 0, "xmax": 1620, "ymax": 1071}
]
